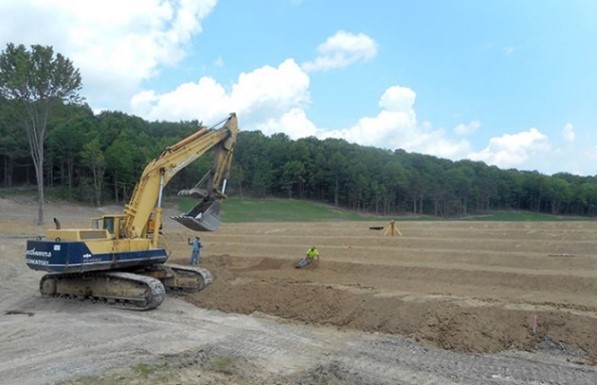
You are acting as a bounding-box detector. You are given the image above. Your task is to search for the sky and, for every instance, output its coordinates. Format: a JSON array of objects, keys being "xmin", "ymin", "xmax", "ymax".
[{"xmin": 1, "ymin": 0, "xmax": 596, "ymax": 176}]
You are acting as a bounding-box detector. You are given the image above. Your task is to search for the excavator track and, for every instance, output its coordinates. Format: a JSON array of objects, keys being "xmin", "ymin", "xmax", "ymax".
[
  {"xmin": 39, "ymin": 271, "xmax": 166, "ymax": 311},
  {"xmin": 155, "ymin": 263, "xmax": 214, "ymax": 293}
]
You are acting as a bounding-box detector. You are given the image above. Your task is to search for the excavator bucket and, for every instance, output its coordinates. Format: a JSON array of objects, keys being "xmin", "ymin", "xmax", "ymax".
[{"xmin": 171, "ymin": 200, "xmax": 221, "ymax": 231}]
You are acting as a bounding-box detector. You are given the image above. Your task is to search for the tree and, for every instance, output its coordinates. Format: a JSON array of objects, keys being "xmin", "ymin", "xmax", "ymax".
[
  {"xmin": 327, "ymin": 151, "xmax": 348, "ymax": 207},
  {"xmin": 0, "ymin": 43, "xmax": 82, "ymax": 224},
  {"xmin": 80, "ymin": 137, "xmax": 105, "ymax": 207},
  {"xmin": 104, "ymin": 135, "xmax": 136, "ymax": 203},
  {"xmin": 545, "ymin": 177, "xmax": 573, "ymax": 215},
  {"xmin": 281, "ymin": 160, "xmax": 306, "ymax": 198},
  {"xmin": 0, "ymin": 97, "xmax": 30, "ymax": 186},
  {"xmin": 47, "ymin": 104, "xmax": 94, "ymax": 191},
  {"xmin": 381, "ymin": 160, "xmax": 408, "ymax": 214}
]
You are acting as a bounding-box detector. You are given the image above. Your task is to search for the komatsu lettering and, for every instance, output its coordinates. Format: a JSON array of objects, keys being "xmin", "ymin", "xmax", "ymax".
[{"xmin": 28, "ymin": 259, "xmax": 49, "ymax": 266}]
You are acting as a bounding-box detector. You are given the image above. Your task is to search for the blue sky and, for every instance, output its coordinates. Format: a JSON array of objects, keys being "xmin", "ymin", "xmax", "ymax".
[{"xmin": 1, "ymin": 0, "xmax": 596, "ymax": 175}]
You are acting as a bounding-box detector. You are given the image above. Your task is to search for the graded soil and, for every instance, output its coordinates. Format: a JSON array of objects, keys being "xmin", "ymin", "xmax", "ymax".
[{"xmin": 172, "ymin": 219, "xmax": 597, "ymax": 363}]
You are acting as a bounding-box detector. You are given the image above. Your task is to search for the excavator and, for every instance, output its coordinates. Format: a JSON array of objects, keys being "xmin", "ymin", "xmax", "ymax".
[{"xmin": 24, "ymin": 113, "xmax": 238, "ymax": 310}]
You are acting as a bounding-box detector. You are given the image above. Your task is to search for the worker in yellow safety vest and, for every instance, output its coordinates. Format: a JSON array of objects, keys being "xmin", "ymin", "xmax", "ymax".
[{"xmin": 296, "ymin": 246, "xmax": 319, "ymax": 268}]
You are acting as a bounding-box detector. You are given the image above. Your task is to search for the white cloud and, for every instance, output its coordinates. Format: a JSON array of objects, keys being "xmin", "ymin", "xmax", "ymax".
[
  {"xmin": 379, "ymin": 85, "xmax": 416, "ymax": 112},
  {"xmin": 136, "ymin": 68, "xmax": 474, "ymax": 161},
  {"xmin": 469, "ymin": 128, "xmax": 550, "ymax": 169},
  {"xmin": 322, "ymin": 86, "xmax": 417, "ymax": 147},
  {"xmin": 454, "ymin": 120, "xmax": 481, "ymax": 136},
  {"xmin": 131, "ymin": 76, "xmax": 229, "ymax": 122},
  {"xmin": 132, "ymin": 59, "xmax": 311, "ymax": 126},
  {"xmin": 0, "ymin": 0, "xmax": 216, "ymax": 109},
  {"xmin": 231, "ymin": 59, "xmax": 311, "ymax": 113},
  {"xmin": 132, "ymin": 62, "xmax": 473, "ymax": 159},
  {"xmin": 562, "ymin": 123, "xmax": 575, "ymax": 142},
  {"xmin": 301, "ymin": 30, "xmax": 378, "ymax": 72},
  {"xmin": 319, "ymin": 85, "xmax": 471, "ymax": 159},
  {"xmin": 256, "ymin": 108, "xmax": 317, "ymax": 138}
]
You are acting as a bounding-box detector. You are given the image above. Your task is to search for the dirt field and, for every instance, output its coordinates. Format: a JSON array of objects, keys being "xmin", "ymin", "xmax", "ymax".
[
  {"xmin": 179, "ymin": 219, "xmax": 597, "ymax": 360},
  {"xmin": 1, "ymin": 198, "xmax": 596, "ymax": 384}
]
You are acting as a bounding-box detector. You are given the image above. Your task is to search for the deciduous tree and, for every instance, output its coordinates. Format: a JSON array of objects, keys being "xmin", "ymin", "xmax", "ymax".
[{"xmin": 0, "ymin": 43, "xmax": 82, "ymax": 224}]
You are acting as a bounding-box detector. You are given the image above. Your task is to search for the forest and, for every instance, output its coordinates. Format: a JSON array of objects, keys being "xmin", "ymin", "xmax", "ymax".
[{"xmin": 2, "ymin": 100, "xmax": 597, "ymax": 218}]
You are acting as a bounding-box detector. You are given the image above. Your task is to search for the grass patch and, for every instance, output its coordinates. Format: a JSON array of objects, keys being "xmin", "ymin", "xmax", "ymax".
[
  {"xmin": 133, "ymin": 362, "xmax": 169, "ymax": 376},
  {"xmin": 0, "ymin": 186, "xmax": 88, "ymax": 205},
  {"xmin": 3, "ymin": 188, "xmax": 592, "ymax": 223},
  {"xmin": 462, "ymin": 211, "xmax": 593, "ymax": 221},
  {"xmin": 0, "ymin": 186, "xmax": 38, "ymax": 199},
  {"xmin": 209, "ymin": 355, "xmax": 235, "ymax": 375},
  {"xmin": 57, "ymin": 375, "xmax": 115, "ymax": 385},
  {"xmin": 175, "ymin": 197, "xmax": 596, "ymax": 223},
  {"xmin": 176, "ymin": 197, "xmax": 595, "ymax": 223},
  {"xmin": 176, "ymin": 197, "xmax": 386, "ymax": 222},
  {"xmin": 57, "ymin": 362, "xmax": 172, "ymax": 385}
]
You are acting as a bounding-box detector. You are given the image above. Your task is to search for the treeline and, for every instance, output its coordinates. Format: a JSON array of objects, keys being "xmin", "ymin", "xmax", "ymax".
[
  {"xmin": 233, "ymin": 131, "xmax": 597, "ymax": 217},
  {"xmin": 2, "ymin": 101, "xmax": 597, "ymax": 217}
]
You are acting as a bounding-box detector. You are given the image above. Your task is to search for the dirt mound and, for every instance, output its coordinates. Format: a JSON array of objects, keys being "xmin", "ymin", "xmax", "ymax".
[{"xmin": 176, "ymin": 254, "xmax": 597, "ymax": 364}]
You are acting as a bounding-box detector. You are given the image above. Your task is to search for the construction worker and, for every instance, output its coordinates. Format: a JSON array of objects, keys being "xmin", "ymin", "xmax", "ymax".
[
  {"xmin": 188, "ymin": 236, "xmax": 202, "ymax": 265},
  {"xmin": 296, "ymin": 246, "xmax": 319, "ymax": 268}
]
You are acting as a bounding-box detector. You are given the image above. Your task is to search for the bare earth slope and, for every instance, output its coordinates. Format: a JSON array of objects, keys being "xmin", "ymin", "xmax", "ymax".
[
  {"xmin": 0, "ymin": 198, "xmax": 596, "ymax": 384},
  {"xmin": 180, "ymin": 220, "xmax": 597, "ymax": 362}
]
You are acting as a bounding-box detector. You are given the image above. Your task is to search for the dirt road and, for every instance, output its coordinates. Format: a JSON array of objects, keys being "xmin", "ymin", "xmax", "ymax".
[{"xmin": 0, "ymin": 198, "xmax": 595, "ymax": 384}]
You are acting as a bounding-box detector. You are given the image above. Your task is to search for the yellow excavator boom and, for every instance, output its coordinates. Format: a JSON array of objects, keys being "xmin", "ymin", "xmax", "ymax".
[{"xmin": 121, "ymin": 113, "xmax": 238, "ymax": 240}]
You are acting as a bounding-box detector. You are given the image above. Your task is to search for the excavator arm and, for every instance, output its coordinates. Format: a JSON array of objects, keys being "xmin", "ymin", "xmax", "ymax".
[{"xmin": 121, "ymin": 113, "xmax": 238, "ymax": 240}]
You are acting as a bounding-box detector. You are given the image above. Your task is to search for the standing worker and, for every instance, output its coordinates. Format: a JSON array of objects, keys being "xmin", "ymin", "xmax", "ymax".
[
  {"xmin": 188, "ymin": 236, "xmax": 202, "ymax": 265},
  {"xmin": 296, "ymin": 246, "xmax": 319, "ymax": 268}
]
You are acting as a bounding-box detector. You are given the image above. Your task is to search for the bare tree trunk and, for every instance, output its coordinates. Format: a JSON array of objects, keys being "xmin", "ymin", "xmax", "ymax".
[
  {"xmin": 67, "ymin": 156, "xmax": 74, "ymax": 189},
  {"xmin": 334, "ymin": 177, "xmax": 339, "ymax": 207},
  {"xmin": 91, "ymin": 164, "xmax": 103, "ymax": 207},
  {"xmin": 113, "ymin": 174, "xmax": 119, "ymax": 202},
  {"xmin": 36, "ymin": 163, "xmax": 44, "ymax": 225},
  {"xmin": 2, "ymin": 156, "xmax": 14, "ymax": 187},
  {"xmin": 24, "ymin": 112, "xmax": 47, "ymax": 225}
]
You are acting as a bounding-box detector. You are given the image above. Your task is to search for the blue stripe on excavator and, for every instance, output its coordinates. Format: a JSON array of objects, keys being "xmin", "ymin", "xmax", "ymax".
[{"xmin": 25, "ymin": 240, "xmax": 168, "ymax": 273}]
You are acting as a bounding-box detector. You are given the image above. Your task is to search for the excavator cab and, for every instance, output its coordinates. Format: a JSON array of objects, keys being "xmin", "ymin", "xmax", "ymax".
[{"xmin": 91, "ymin": 215, "xmax": 124, "ymax": 238}]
